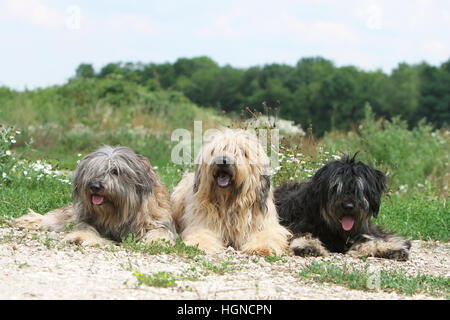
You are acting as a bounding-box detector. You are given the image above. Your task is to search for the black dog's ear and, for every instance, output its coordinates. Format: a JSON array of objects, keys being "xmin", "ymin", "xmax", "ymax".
[
  {"xmin": 256, "ymin": 175, "xmax": 271, "ymax": 213},
  {"xmin": 193, "ymin": 164, "xmax": 200, "ymax": 193},
  {"xmin": 367, "ymin": 167, "xmax": 387, "ymax": 219}
]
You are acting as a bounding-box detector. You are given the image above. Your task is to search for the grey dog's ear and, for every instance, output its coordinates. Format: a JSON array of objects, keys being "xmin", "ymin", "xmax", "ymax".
[
  {"xmin": 71, "ymin": 153, "xmax": 92, "ymax": 202},
  {"xmin": 256, "ymin": 175, "xmax": 271, "ymax": 213},
  {"xmin": 135, "ymin": 154, "xmax": 154, "ymax": 194}
]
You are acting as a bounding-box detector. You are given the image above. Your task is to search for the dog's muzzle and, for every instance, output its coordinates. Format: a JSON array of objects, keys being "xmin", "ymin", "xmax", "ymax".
[
  {"xmin": 214, "ymin": 156, "xmax": 234, "ymax": 188},
  {"xmin": 339, "ymin": 202, "xmax": 355, "ymax": 231},
  {"xmin": 90, "ymin": 182, "xmax": 105, "ymax": 205}
]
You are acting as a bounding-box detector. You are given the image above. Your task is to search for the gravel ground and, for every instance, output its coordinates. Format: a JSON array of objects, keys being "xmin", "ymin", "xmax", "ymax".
[{"xmin": 0, "ymin": 226, "xmax": 448, "ymax": 300}]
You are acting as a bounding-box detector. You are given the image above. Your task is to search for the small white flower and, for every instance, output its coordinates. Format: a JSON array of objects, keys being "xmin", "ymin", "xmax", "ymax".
[
  {"xmin": 23, "ymin": 170, "xmax": 28, "ymax": 175},
  {"xmin": 77, "ymin": 153, "xmax": 82, "ymax": 157},
  {"xmin": 153, "ymin": 166, "xmax": 158, "ymax": 170},
  {"xmin": 2, "ymin": 172, "xmax": 6, "ymax": 178},
  {"xmin": 11, "ymin": 139, "xmax": 16, "ymax": 144},
  {"xmin": 5, "ymin": 150, "xmax": 11, "ymax": 156},
  {"xmin": 15, "ymin": 131, "xmax": 21, "ymax": 135}
]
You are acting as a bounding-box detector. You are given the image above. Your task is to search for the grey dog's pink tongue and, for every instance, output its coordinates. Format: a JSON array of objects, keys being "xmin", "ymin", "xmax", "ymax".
[
  {"xmin": 92, "ymin": 195, "xmax": 104, "ymax": 205},
  {"xmin": 217, "ymin": 174, "xmax": 231, "ymax": 187}
]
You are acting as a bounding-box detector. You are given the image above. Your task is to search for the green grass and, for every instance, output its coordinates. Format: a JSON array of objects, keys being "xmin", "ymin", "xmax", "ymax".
[
  {"xmin": 133, "ymin": 271, "xmax": 178, "ymax": 288},
  {"xmin": 0, "ymin": 177, "xmax": 72, "ymax": 220},
  {"xmin": 264, "ymin": 253, "xmax": 289, "ymax": 263},
  {"xmin": 299, "ymin": 261, "xmax": 450, "ymax": 298},
  {"xmin": 132, "ymin": 267, "xmax": 202, "ymax": 288},
  {"xmin": 200, "ymin": 257, "xmax": 240, "ymax": 275},
  {"xmin": 377, "ymin": 193, "xmax": 449, "ymax": 241},
  {"xmin": 120, "ymin": 235, "xmax": 203, "ymax": 259}
]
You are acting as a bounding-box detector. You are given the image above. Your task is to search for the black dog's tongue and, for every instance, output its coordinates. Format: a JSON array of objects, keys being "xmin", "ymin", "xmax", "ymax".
[
  {"xmin": 217, "ymin": 173, "xmax": 231, "ymax": 187},
  {"xmin": 341, "ymin": 216, "xmax": 355, "ymax": 231}
]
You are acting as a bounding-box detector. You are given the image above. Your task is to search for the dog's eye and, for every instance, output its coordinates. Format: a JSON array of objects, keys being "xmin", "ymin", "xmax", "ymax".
[{"xmin": 111, "ymin": 168, "xmax": 118, "ymax": 175}]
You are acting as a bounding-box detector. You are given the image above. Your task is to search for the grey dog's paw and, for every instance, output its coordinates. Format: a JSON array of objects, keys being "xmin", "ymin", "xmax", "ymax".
[{"xmin": 12, "ymin": 209, "xmax": 44, "ymax": 230}]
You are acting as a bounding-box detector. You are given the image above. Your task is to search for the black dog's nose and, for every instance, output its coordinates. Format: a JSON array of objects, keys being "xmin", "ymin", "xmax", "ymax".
[
  {"xmin": 342, "ymin": 203, "xmax": 354, "ymax": 210},
  {"xmin": 90, "ymin": 182, "xmax": 102, "ymax": 192}
]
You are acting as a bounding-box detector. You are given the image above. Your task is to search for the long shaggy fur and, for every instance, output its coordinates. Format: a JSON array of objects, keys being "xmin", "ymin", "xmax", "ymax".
[
  {"xmin": 13, "ymin": 146, "xmax": 176, "ymax": 246},
  {"xmin": 274, "ymin": 154, "xmax": 411, "ymax": 260},
  {"xmin": 171, "ymin": 128, "xmax": 291, "ymax": 256}
]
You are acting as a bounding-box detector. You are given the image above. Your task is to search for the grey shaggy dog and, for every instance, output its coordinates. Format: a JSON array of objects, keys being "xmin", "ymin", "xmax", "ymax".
[
  {"xmin": 13, "ymin": 146, "xmax": 177, "ymax": 246},
  {"xmin": 274, "ymin": 154, "xmax": 411, "ymax": 261}
]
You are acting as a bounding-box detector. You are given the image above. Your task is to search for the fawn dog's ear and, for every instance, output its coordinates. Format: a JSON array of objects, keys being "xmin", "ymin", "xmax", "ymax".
[{"xmin": 256, "ymin": 175, "xmax": 271, "ymax": 213}]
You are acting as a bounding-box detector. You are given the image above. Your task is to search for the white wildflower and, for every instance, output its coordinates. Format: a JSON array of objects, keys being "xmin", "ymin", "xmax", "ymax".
[{"xmin": 5, "ymin": 150, "xmax": 11, "ymax": 156}]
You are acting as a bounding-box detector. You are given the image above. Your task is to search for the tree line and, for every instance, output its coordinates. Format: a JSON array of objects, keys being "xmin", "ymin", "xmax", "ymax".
[{"xmin": 72, "ymin": 56, "xmax": 448, "ymax": 135}]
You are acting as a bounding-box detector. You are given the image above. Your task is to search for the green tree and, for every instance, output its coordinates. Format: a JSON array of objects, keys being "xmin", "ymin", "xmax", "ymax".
[{"xmin": 75, "ymin": 64, "xmax": 95, "ymax": 79}]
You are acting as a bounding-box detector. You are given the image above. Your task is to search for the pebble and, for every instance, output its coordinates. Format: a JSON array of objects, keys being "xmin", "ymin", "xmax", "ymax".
[{"xmin": 0, "ymin": 228, "xmax": 447, "ymax": 299}]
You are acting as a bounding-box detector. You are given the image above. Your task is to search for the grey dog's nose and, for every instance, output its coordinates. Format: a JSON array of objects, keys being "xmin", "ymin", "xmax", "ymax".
[
  {"xmin": 342, "ymin": 203, "xmax": 354, "ymax": 210},
  {"xmin": 90, "ymin": 182, "xmax": 102, "ymax": 192}
]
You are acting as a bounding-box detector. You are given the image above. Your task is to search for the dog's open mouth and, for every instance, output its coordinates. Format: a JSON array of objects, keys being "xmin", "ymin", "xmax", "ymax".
[
  {"xmin": 92, "ymin": 195, "xmax": 105, "ymax": 205},
  {"xmin": 340, "ymin": 215, "xmax": 355, "ymax": 231},
  {"xmin": 216, "ymin": 172, "xmax": 232, "ymax": 188}
]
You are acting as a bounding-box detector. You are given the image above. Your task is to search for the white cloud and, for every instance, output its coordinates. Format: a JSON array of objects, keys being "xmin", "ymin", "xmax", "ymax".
[
  {"xmin": 0, "ymin": 0, "xmax": 66, "ymax": 29},
  {"xmin": 197, "ymin": 6, "xmax": 358, "ymax": 45},
  {"xmin": 356, "ymin": 0, "xmax": 384, "ymax": 30},
  {"xmin": 106, "ymin": 13, "xmax": 154, "ymax": 35},
  {"xmin": 421, "ymin": 40, "xmax": 449, "ymax": 62},
  {"xmin": 307, "ymin": 21, "xmax": 358, "ymax": 44}
]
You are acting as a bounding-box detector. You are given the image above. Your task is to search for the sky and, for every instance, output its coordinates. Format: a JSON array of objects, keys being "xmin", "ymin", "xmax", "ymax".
[{"xmin": 0, "ymin": 0, "xmax": 449, "ymax": 90}]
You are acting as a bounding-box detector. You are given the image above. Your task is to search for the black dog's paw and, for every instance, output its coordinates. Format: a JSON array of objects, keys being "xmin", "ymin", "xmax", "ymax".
[
  {"xmin": 383, "ymin": 238, "xmax": 411, "ymax": 261},
  {"xmin": 293, "ymin": 245, "xmax": 324, "ymax": 257},
  {"xmin": 383, "ymin": 248, "xmax": 410, "ymax": 261},
  {"xmin": 404, "ymin": 238, "xmax": 412, "ymax": 250}
]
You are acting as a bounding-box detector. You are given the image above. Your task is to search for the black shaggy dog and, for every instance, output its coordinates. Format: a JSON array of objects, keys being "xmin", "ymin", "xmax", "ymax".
[{"xmin": 274, "ymin": 154, "xmax": 411, "ymax": 260}]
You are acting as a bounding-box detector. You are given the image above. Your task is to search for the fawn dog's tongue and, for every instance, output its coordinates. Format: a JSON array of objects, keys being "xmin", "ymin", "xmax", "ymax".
[
  {"xmin": 92, "ymin": 195, "xmax": 104, "ymax": 205},
  {"xmin": 217, "ymin": 173, "xmax": 231, "ymax": 188},
  {"xmin": 341, "ymin": 216, "xmax": 355, "ymax": 231}
]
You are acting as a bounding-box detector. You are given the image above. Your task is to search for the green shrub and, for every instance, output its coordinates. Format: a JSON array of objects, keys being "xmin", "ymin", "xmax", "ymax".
[{"xmin": 323, "ymin": 104, "xmax": 449, "ymax": 193}]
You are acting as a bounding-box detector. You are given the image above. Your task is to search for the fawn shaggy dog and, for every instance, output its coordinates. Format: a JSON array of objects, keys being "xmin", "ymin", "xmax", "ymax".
[{"xmin": 171, "ymin": 128, "xmax": 291, "ymax": 256}]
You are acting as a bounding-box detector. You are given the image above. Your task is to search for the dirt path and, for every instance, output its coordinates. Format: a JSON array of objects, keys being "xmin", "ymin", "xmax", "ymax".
[{"xmin": 0, "ymin": 226, "xmax": 448, "ymax": 300}]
